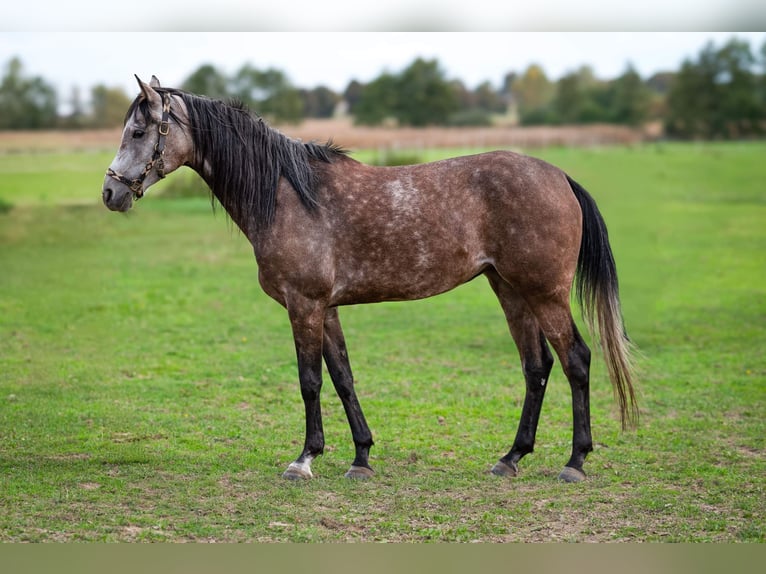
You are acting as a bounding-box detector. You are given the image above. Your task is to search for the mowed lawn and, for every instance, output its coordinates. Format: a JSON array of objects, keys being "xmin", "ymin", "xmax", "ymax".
[{"xmin": 0, "ymin": 142, "xmax": 763, "ymax": 542}]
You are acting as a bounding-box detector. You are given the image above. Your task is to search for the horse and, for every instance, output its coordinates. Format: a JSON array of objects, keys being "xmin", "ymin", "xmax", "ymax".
[{"xmin": 102, "ymin": 76, "xmax": 637, "ymax": 482}]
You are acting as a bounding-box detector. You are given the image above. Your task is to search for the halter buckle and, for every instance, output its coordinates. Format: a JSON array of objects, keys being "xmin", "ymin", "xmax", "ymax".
[
  {"xmin": 129, "ymin": 180, "xmax": 144, "ymax": 195},
  {"xmin": 158, "ymin": 121, "xmax": 170, "ymax": 136}
]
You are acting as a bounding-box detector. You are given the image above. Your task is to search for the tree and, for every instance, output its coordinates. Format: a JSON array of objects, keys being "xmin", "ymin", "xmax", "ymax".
[
  {"xmin": 552, "ymin": 69, "xmax": 589, "ymax": 124},
  {"xmin": 354, "ymin": 72, "xmax": 399, "ymax": 125},
  {"xmin": 760, "ymin": 38, "xmax": 766, "ymax": 111},
  {"xmin": 343, "ymin": 80, "xmax": 364, "ymax": 114},
  {"xmin": 449, "ymin": 79, "xmax": 475, "ymax": 110},
  {"xmin": 232, "ymin": 64, "xmax": 303, "ymax": 123},
  {"xmin": 181, "ymin": 64, "xmax": 230, "ymax": 100},
  {"xmin": 0, "ymin": 57, "xmax": 58, "ymax": 129},
  {"xmin": 472, "ymin": 80, "xmax": 505, "ymax": 113},
  {"xmin": 513, "ymin": 62, "xmax": 655, "ymax": 127},
  {"xmin": 354, "ymin": 58, "xmax": 458, "ymax": 127},
  {"xmin": 89, "ymin": 85, "xmax": 132, "ymax": 128},
  {"xmin": 60, "ymin": 86, "xmax": 87, "ymax": 129},
  {"xmin": 551, "ymin": 66, "xmax": 618, "ymax": 124},
  {"xmin": 444, "ymin": 79, "xmax": 504, "ymax": 126},
  {"xmin": 394, "ymin": 58, "xmax": 459, "ymax": 126},
  {"xmin": 511, "ymin": 64, "xmax": 555, "ymax": 125},
  {"xmin": 666, "ymin": 37, "xmax": 764, "ymax": 138},
  {"xmin": 501, "ymin": 72, "xmax": 517, "ymax": 100},
  {"xmin": 610, "ymin": 64, "xmax": 651, "ymax": 126},
  {"xmin": 300, "ymin": 86, "xmax": 340, "ymax": 118},
  {"xmin": 646, "ymin": 71, "xmax": 676, "ymax": 95},
  {"xmin": 716, "ymin": 38, "xmax": 762, "ymax": 136}
]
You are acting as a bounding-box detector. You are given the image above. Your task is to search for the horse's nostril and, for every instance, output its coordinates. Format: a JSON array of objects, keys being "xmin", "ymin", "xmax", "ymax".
[{"xmin": 102, "ymin": 187, "xmax": 113, "ymax": 204}]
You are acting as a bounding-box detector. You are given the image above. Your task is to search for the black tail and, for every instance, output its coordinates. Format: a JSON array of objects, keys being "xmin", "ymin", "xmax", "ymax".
[{"xmin": 567, "ymin": 175, "xmax": 638, "ymax": 429}]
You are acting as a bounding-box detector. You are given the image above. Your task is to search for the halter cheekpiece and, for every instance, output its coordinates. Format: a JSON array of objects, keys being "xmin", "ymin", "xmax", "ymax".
[{"xmin": 105, "ymin": 92, "xmax": 171, "ymax": 198}]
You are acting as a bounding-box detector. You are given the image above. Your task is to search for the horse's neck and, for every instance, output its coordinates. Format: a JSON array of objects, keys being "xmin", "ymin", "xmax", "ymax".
[
  {"xmin": 192, "ymin": 154, "xmax": 256, "ymax": 236},
  {"xmin": 193, "ymin": 158, "xmax": 214, "ymax": 184}
]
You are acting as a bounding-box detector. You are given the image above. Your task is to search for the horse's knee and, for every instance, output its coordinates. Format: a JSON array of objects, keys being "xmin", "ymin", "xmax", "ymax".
[{"xmin": 299, "ymin": 375, "xmax": 322, "ymax": 401}]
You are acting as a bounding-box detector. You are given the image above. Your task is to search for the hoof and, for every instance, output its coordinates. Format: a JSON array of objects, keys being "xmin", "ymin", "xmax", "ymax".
[
  {"xmin": 558, "ymin": 466, "xmax": 586, "ymax": 483},
  {"xmin": 490, "ymin": 460, "xmax": 518, "ymax": 477},
  {"xmin": 282, "ymin": 461, "xmax": 313, "ymax": 480},
  {"xmin": 345, "ymin": 465, "xmax": 375, "ymax": 479}
]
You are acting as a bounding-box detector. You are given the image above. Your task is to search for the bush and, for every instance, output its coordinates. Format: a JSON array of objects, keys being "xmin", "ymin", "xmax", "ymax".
[
  {"xmin": 0, "ymin": 197, "xmax": 13, "ymax": 214},
  {"xmin": 447, "ymin": 109, "xmax": 493, "ymax": 127},
  {"xmin": 520, "ymin": 107, "xmax": 559, "ymax": 126},
  {"xmin": 369, "ymin": 151, "xmax": 424, "ymax": 166}
]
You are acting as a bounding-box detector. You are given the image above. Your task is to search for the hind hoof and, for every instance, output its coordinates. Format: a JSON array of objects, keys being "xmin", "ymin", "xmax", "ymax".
[
  {"xmin": 491, "ymin": 460, "xmax": 518, "ymax": 477},
  {"xmin": 345, "ymin": 465, "xmax": 375, "ymax": 479},
  {"xmin": 558, "ymin": 466, "xmax": 586, "ymax": 483}
]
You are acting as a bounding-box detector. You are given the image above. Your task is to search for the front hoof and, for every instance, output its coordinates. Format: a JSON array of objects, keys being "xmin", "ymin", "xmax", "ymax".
[
  {"xmin": 282, "ymin": 461, "xmax": 313, "ymax": 480},
  {"xmin": 490, "ymin": 460, "xmax": 518, "ymax": 477},
  {"xmin": 345, "ymin": 465, "xmax": 375, "ymax": 480},
  {"xmin": 558, "ymin": 466, "xmax": 586, "ymax": 483}
]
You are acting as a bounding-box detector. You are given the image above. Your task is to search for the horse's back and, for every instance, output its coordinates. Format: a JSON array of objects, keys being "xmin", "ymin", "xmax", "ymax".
[
  {"xmin": 306, "ymin": 151, "xmax": 582, "ymax": 305},
  {"xmin": 324, "ymin": 150, "xmax": 580, "ymax": 257}
]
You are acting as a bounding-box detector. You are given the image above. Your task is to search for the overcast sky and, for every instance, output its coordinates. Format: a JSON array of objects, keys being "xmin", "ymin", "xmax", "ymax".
[{"xmin": 1, "ymin": 32, "xmax": 765, "ymax": 108}]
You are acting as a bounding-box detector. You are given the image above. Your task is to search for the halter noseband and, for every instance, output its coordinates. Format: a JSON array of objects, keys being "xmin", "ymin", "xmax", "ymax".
[{"xmin": 106, "ymin": 93, "xmax": 171, "ymax": 199}]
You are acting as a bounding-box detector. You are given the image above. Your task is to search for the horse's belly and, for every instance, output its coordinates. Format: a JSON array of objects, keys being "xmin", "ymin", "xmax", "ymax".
[{"xmin": 329, "ymin": 248, "xmax": 487, "ymax": 306}]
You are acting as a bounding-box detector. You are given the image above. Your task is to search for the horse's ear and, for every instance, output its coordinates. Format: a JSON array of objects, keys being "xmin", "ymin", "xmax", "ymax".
[
  {"xmin": 135, "ymin": 75, "xmax": 147, "ymax": 95},
  {"xmin": 135, "ymin": 75, "xmax": 163, "ymax": 112},
  {"xmin": 150, "ymin": 75, "xmax": 161, "ymax": 89}
]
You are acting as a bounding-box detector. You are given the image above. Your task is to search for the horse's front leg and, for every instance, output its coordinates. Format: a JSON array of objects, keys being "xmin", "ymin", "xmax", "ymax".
[
  {"xmin": 282, "ymin": 297, "xmax": 326, "ymax": 480},
  {"xmin": 322, "ymin": 308, "xmax": 375, "ymax": 479}
]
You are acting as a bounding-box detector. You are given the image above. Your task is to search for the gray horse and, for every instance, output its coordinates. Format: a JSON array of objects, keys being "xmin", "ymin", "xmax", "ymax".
[{"xmin": 103, "ymin": 76, "xmax": 637, "ymax": 482}]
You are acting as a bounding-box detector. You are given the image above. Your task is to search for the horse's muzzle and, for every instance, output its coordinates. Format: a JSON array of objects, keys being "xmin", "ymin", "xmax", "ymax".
[{"xmin": 102, "ymin": 179, "xmax": 134, "ymax": 212}]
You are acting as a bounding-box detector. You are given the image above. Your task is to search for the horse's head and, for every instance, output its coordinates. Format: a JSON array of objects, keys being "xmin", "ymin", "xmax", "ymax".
[{"xmin": 102, "ymin": 76, "xmax": 191, "ymax": 212}]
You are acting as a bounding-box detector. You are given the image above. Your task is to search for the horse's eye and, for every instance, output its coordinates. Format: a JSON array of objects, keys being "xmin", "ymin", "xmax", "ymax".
[{"xmin": 132, "ymin": 130, "xmax": 145, "ymax": 139}]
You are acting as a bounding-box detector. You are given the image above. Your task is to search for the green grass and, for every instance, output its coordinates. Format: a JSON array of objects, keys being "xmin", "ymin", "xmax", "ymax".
[
  {"xmin": 0, "ymin": 151, "xmax": 182, "ymax": 207},
  {"xmin": 0, "ymin": 143, "xmax": 764, "ymax": 542}
]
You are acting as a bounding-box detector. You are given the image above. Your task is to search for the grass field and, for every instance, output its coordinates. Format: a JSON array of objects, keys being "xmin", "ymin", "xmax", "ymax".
[{"xmin": 0, "ymin": 140, "xmax": 764, "ymax": 542}]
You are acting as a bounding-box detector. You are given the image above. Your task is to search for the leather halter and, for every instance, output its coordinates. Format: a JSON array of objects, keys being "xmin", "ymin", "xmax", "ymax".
[{"xmin": 105, "ymin": 92, "xmax": 171, "ymax": 198}]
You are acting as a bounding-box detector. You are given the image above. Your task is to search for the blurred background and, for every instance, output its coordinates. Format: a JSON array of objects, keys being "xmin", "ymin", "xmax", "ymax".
[
  {"xmin": 1, "ymin": 30, "xmax": 764, "ymax": 545},
  {"xmin": 1, "ymin": 32, "xmax": 764, "ymax": 143}
]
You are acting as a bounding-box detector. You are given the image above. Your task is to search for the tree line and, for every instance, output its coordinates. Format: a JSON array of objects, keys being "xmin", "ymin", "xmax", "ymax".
[{"xmin": 1, "ymin": 36, "xmax": 765, "ymax": 139}]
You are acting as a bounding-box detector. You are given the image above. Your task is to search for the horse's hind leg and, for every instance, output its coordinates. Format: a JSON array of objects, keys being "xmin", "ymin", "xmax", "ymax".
[
  {"xmin": 486, "ymin": 270, "xmax": 554, "ymax": 477},
  {"xmin": 322, "ymin": 308, "xmax": 375, "ymax": 479},
  {"xmin": 525, "ymin": 293, "xmax": 593, "ymax": 483}
]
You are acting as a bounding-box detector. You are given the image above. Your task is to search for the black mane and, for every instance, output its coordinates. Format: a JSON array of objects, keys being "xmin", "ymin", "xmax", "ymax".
[{"xmin": 129, "ymin": 88, "xmax": 348, "ymax": 228}]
